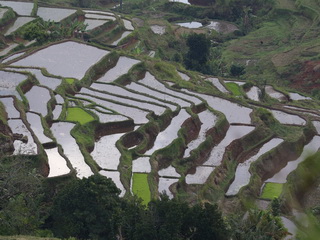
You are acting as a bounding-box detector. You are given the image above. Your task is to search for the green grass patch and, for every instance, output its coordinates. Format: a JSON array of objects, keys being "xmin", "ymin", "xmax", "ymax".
[
  {"xmin": 65, "ymin": 78, "xmax": 75, "ymax": 84},
  {"xmin": 66, "ymin": 107, "xmax": 95, "ymax": 125},
  {"xmin": 132, "ymin": 173, "xmax": 151, "ymax": 205},
  {"xmin": 225, "ymin": 82, "xmax": 243, "ymax": 96},
  {"xmin": 260, "ymin": 182, "xmax": 283, "ymax": 200}
]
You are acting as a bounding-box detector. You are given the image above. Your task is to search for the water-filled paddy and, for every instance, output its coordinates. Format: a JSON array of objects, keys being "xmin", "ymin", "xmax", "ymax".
[
  {"xmin": 13, "ymin": 41, "xmax": 109, "ymax": 79},
  {"xmin": 91, "ymin": 132, "xmax": 128, "ymax": 170},
  {"xmin": 81, "ymin": 87, "xmax": 165, "ymax": 115},
  {"xmin": 158, "ymin": 178, "xmax": 177, "ymax": 199},
  {"xmin": 132, "ymin": 157, "xmax": 151, "ymax": 173},
  {"xmin": 203, "ymin": 125, "xmax": 255, "ymax": 166},
  {"xmin": 5, "ymin": 17, "xmax": 35, "ymax": 36},
  {"xmin": 206, "ymin": 77, "xmax": 229, "ymax": 93},
  {"xmin": 271, "ymin": 110, "xmax": 306, "ymax": 125},
  {"xmin": 91, "ymin": 83, "xmax": 174, "ymax": 110},
  {"xmin": 312, "ymin": 121, "xmax": 320, "ymax": 134},
  {"xmin": 185, "ymin": 166, "xmax": 215, "ymax": 184},
  {"xmin": 204, "ymin": 21, "xmax": 238, "ymax": 34},
  {"xmin": 46, "ymin": 147, "xmax": 70, "ymax": 177},
  {"xmin": 246, "ymin": 86, "xmax": 260, "ymax": 101},
  {"xmin": 0, "ymin": 43, "xmax": 18, "ymax": 57},
  {"xmin": 267, "ymin": 135, "xmax": 320, "ymax": 183},
  {"xmin": 176, "ymin": 21, "xmax": 202, "ymax": 28},
  {"xmin": 84, "ymin": 19, "xmax": 108, "ymax": 31},
  {"xmin": 66, "ymin": 107, "xmax": 95, "ymax": 125},
  {"xmin": 99, "ymin": 170, "xmax": 125, "ymax": 197},
  {"xmin": 52, "ymin": 105, "xmax": 62, "ymax": 120},
  {"xmin": 132, "ymin": 173, "xmax": 150, "ymax": 205},
  {"xmin": 0, "ymin": 97, "xmax": 19, "ymax": 118},
  {"xmin": 0, "ymin": 1, "xmax": 33, "ymax": 15},
  {"xmin": 111, "ymin": 31, "xmax": 132, "ymax": 45},
  {"xmin": 85, "ymin": 13, "xmax": 116, "ymax": 21},
  {"xmin": 0, "ymin": 70, "xmax": 26, "ymax": 89},
  {"xmin": 8, "ymin": 119, "xmax": 37, "ymax": 155},
  {"xmin": 177, "ymin": 71, "xmax": 190, "ymax": 81},
  {"xmin": 75, "ymin": 93, "xmax": 150, "ymax": 124},
  {"xmin": 26, "ymin": 112, "xmax": 52, "ymax": 144},
  {"xmin": 145, "ymin": 109, "xmax": 191, "ymax": 155},
  {"xmin": 139, "ymin": 72, "xmax": 201, "ymax": 105},
  {"xmin": 289, "ymin": 92, "xmax": 311, "ymax": 101},
  {"xmin": 226, "ymin": 138, "xmax": 284, "ymax": 196},
  {"xmin": 183, "ymin": 110, "xmax": 217, "ymax": 158},
  {"xmin": 127, "ymin": 82, "xmax": 186, "ymax": 108},
  {"xmin": 51, "ymin": 122, "xmax": 93, "ymax": 178},
  {"xmin": 25, "ymin": 86, "xmax": 51, "ymax": 116},
  {"xmin": 158, "ymin": 165, "xmax": 181, "ymax": 177},
  {"xmin": 37, "ymin": 7, "xmax": 76, "ymax": 22},
  {"xmin": 150, "ymin": 25, "xmax": 166, "ymax": 35},
  {"xmin": 0, "ymin": 8, "xmax": 8, "ymax": 19},
  {"xmin": 97, "ymin": 56, "xmax": 140, "ymax": 83},
  {"xmin": 122, "ymin": 19, "xmax": 134, "ymax": 30},
  {"xmin": 23, "ymin": 68, "xmax": 61, "ymax": 89},
  {"xmin": 185, "ymin": 90, "xmax": 252, "ymax": 124},
  {"xmin": 265, "ymin": 86, "xmax": 286, "ymax": 101},
  {"xmin": 87, "ymin": 108, "xmax": 128, "ymax": 123},
  {"xmin": 2, "ymin": 52, "xmax": 25, "ymax": 63}
]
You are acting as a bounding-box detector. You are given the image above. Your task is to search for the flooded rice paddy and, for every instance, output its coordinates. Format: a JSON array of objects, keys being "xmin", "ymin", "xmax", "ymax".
[
  {"xmin": 0, "ymin": 97, "xmax": 20, "ymax": 118},
  {"xmin": 145, "ymin": 109, "xmax": 191, "ymax": 155},
  {"xmin": 91, "ymin": 132, "xmax": 128, "ymax": 170},
  {"xmin": 183, "ymin": 109, "xmax": 217, "ymax": 158},
  {"xmin": 132, "ymin": 157, "xmax": 151, "ymax": 173},
  {"xmin": 37, "ymin": 7, "xmax": 76, "ymax": 22},
  {"xmin": 25, "ymin": 86, "xmax": 51, "ymax": 116},
  {"xmin": 0, "ymin": 43, "xmax": 18, "ymax": 57},
  {"xmin": 111, "ymin": 31, "xmax": 132, "ymax": 45},
  {"xmin": 267, "ymin": 135, "xmax": 320, "ymax": 183},
  {"xmin": 26, "ymin": 112, "xmax": 52, "ymax": 144},
  {"xmin": 203, "ymin": 125, "xmax": 255, "ymax": 166},
  {"xmin": 158, "ymin": 165, "xmax": 181, "ymax": 178},
  {"xmin": 13, "ymin": 41, "xmax": 109, "ymax": 79},
  {"xmin": 84, "ymin": 19, "xmax": 108, "ymax": 31},
  {"xmin": 150, "ymin": 25, "xmax": 166, "ymax": 35},
  {"xmin": 271, "ymin": 110, "xmax": 306, "ymax": 125},
  {"xmin": 46, "ymin": 147, "xmax": 70, "ymax": 177},
  {"xmin": 185, "ymin": 166, "xmax": 215, "ymax": 184},
  {"xmin": 0, "ymin": 1, "xmax": 33, "ymax": 15},
  {"xmin": 265, "ymin": 85, "xmax": 286, "ymax": 101},
  {"xmin": 226, "ymin": 138, "xmax": 284, "ymax": 196},
  {"xmin": 5, "ymin": 17, "xmax": 35, "ymax": 36},
  {"xmin": 8, "ymin": 119, "xmax": 37, "ymax": 155},
  {"xmin": 289, "ymin": 92, "xmax": 312, "ymax": 101},
  {"xmin": 176, "ymin": 22, "xmax": 203, "ymax": 28},
  {"xmin": 97, "ymin": 56, "xmax": 140, "ymax": 82},
  {"xmin": 206, "ymin": 77, "xmax": 229, "ymax": 93},
  {"xmin": 246, "ymin": 86, "xmax": 260, "ymax": 101},
  {"xmin": 51, "ymin": 122, "xmax": 93, "ymax": 178}
]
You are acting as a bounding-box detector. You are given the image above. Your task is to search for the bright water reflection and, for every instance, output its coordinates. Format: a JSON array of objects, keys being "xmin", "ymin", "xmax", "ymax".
[
  {"xmin": 25, "ymin": 86, "xmax": 51, "ymax": 116},
  {"xmin": 8, "ymin": 119, "xmax": 37, "ymax": 155},
  {"xmin": 5, "ymin": 17, "xmax": 34, "ymax": 36},
  {"xmin": 226, "ymin": 138, "xmax": 283, "ymax": 196},
  {"xmin": 51, "ymin": 122, "xmax": 93, "ymax": 178},
  {"xmin": 0, "ymin": 97, "xmax": 19, "ymax": 118},
  {"xmin": 26, "ymin": 112, "xmax": 52, "ymax": 144},
  {"xmin": 46, "ymin": 147, "xmax": 70, "ymax": 177}
]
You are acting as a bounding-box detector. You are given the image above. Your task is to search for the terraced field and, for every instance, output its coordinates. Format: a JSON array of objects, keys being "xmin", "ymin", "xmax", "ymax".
[{"xmin": 0, "ymin": 0, "xmax": 320, "ymax": 235}]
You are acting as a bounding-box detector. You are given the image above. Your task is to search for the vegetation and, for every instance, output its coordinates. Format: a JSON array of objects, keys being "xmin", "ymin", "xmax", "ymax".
[
  {"xmin": 66, "ymin": 107, "xmax": 95, "ymax": 125},
  {"xmin": 132, "ymin": 173, "xmax": 151, "ymax": 205},
  {"xmin": 261, "ymin": 183, "xmax": 284, "ymax": 200}
]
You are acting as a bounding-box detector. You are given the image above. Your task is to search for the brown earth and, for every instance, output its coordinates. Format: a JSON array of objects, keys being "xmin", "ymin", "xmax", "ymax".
[{"xmin": 289, "ymin": 60, "xmax": 320, "ymax": 94}]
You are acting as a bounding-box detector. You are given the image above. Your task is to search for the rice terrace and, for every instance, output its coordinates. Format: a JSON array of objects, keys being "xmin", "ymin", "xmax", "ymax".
[{"xmin": 0, "ymin": 0, "xmax": 320, "ymax": 239}]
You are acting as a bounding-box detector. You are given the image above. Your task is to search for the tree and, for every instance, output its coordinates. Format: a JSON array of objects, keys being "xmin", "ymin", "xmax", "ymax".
[
  {"xmin": 51, "ymin": 175, "xmax": 123, "ymax": 240},
  {"xmin": 184, "ymin": 33, "xmax": 211, "ymax": 73},
  {"xmin": 0, "ymin": 156, "xmax": 44, "ymax": 235},
  {"xmin": 230, "ymin": 64, "xmax": 245, "ymax": 77}
]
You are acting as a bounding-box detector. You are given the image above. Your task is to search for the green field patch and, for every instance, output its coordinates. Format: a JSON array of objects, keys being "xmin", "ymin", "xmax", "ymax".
[
  {"xmin": 226, "ymin": 82, "xmax": 243, "ymax": 96},
  {"xmin": 65, "ymin": 78, "xmax": 75, "ymax": 84},
  {"xmin": 66, "ymin": 107, "xmax": 95, "ymax": 125},
  {"xmin": 260, "ymin": 182, "xmax": 283, "ymax": 200},
  {"xmin": 132, "ymin": 173, "xmax": 151, "ymax": 205}
]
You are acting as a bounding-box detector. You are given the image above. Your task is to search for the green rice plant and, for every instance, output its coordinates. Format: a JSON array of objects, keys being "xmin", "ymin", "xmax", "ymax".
[
  {"xmin": 260, "ymin": 182, "xmax": 283, "ymax": 200},
  {"xmin": 66, "ymin": 107, "xmax": 95, "ymax": 125},
  {"xmin": 132, "ymin": 173, "xmax": 151, "ymax": 205},
  {"xmin": 225, "ymin": 82, "xmax": 243, "ymax": 96},
  {"xmin": 65, "ymin": 78, "xmax": 75, "ymax": 84}
]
